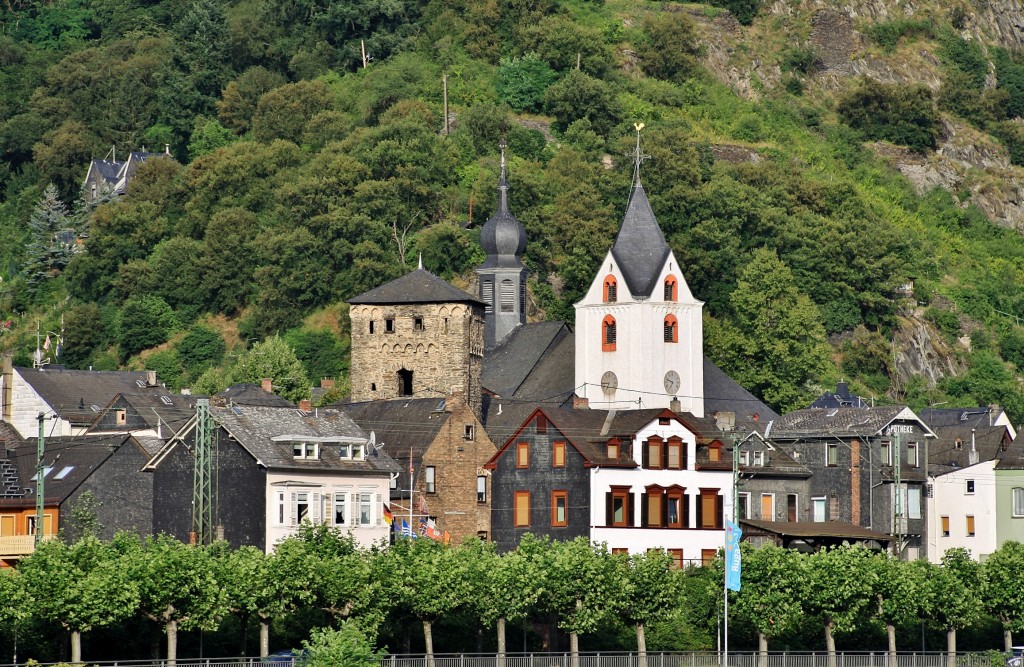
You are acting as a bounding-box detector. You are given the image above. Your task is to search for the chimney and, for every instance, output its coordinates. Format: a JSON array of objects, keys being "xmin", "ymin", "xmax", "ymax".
[
  {"xmin": 261, "ymin": 378, "xmax": 273, "ymax": 393},
  {"xmin": 969, "ymin": 430, "xmax": 979, "ymax": 465},
  {"xmin": 321, "ymin": 378, "xmax": 335, "ymax": 389},
  {"xmin": 670, "ymin": 397, "xmax": 681, "ymax": 413},
  {"xmin": 146, "ymin": 370, "xmax": 157, "ymax": 387},
  {"xmin": 715, "ymin": 411, "xmax": 736, "ymax": 431},
  {"xmin": 572, "ymin": 396, "xmax": 589, "ymax": 410},
  {"xmin": 298, "ymin": 399, "xmax": 312, "ymax": 412},
  {"xmin": 164, "ymin": 144, "xmax": 171, "ymax": 155}
]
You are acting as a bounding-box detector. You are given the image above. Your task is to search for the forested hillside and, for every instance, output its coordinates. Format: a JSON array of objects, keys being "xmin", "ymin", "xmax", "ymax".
[{"xmin": 5, "ymin": 0, "xmax": 1024, "ymax": 417}]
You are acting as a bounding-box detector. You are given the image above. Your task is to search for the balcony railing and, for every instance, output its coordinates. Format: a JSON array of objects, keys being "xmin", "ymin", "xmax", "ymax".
[{"xmin": 0, "ymin": 534, "xmax": 55, "ymax": 558}]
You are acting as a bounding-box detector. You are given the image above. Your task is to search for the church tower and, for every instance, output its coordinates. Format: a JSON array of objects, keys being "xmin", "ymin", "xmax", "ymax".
[
  {"xmin": 476, "ymin": 144, "xmax": 528, "ymax": 350},
  {"xmin": 574, "ymin": 127, "xmax": 704, "ymax": 415}
]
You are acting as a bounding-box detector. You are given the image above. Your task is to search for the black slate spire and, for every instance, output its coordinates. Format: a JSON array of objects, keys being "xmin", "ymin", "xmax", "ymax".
[
  {"xmin": 610, "ymin": 125, "xmax": 670, "ymax": 299},
  {"xmin": 479, "ymin": 142, "xmax": 527, "ymax": 269}
]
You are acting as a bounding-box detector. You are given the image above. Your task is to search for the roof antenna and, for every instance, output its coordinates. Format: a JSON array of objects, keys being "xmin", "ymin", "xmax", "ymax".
[
  {"xmin": 632, "ymin": 122, "xmax": 649, "ymax": 188},
  {"xmin": 497, "ymin": 139, "xmax": 510, "ymax": 214}
]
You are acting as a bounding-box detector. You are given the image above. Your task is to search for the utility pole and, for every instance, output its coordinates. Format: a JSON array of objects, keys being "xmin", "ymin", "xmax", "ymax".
[
  {"xmin": 893, "ymin": 432, "xmax": 902, "ymax": 559},
  {"xmin": 35, "ymin": 412, "xmax": 50, "ymax": 547},
  {"xmin": 191, "ymin": 399, "xmax": 215, "ymax": 545}
]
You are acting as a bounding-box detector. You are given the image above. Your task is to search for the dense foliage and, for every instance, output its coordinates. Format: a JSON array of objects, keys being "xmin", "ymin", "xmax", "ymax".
[
  {"xmin": 3, "ymin": 0, "xmax": 1024, "ymax": 417},
  {"xmin": 3, "ymin": 527, "xmax": 1022, "ymax": 663}
]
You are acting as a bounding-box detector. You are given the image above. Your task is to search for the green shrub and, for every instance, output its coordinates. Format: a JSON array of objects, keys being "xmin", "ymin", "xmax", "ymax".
[
  {"xmin": 707, "ymin": 0, "xmax": 759, "ymax": 25},
  {"xmin": 636, "ymin": 12, "xmax": 704, "ymax": 83},
  {"xmin": 117, "ymin": 295, "xmax": 179, "ymax": 359},
  {"xmin": 837, "ymin": 77, "xmax": 939, "ymax": 152},
  {"xmin": 865, "ymin": 19, "xmax": 935, "ymax": 52},
  {"xmin": 782, "ymin": 47, "xmax": 817, "ymax": 74},
  {"xmin": 496, "ymin": 53, "xmax": 557, "ymax": 112},
  {"xmin": 925, "ymin": 305, "xmax": 961, "ymax": 340},
  {"xmin": 178, "ymin": 325, "xmax": 226, "ymax": 377},
  {"xmin": 544, "ymin": 70, "xmax": 621, "ymax": 135},
  {"xmin": 938, "ymin": 30, "xmax": 988, "ymax": 89}
]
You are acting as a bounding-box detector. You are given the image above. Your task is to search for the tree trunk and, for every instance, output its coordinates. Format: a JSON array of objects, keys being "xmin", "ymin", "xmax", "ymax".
[
  {"xmin": 757, "ymin": 632, "xmax": 769, "ymax": 667},
  {"xmin": 70, "ymin": 630, "xmax": 82, "ymax": 664},
  {"xmin": 824, "ymin": 620, "xmax": 837, "ymax": 667},
  {"xmin": 497, "ymin": 617, "xmax": 507, "ymax": 667},
  {"xmin": 570, "ymin": 632, "xmax": 580, "ymax": 667},
  {"xmin": 887, "ymin": 622, "xmax": 897, "ymax": 667},
  {"xmin": 1005, "ymin": 626, "xmax": 1014, "ymax": 654},
  {"xmin": 424, "ymin": 619, "xmax": 435, "ymax": 667},
  {"xmin": 637, "ymin": 622, "xmax": 647, "ymax": 667},
  {"xmin": 946, "ymin": 628, "xmax": 957, "ymax": 667},
  {"xmin": 261, "ymin": 618, "xmax": 271, "ymax": 658},
  {"xmin": 167, "ymin": 619, "xmax": 178, "ymax": 667}
]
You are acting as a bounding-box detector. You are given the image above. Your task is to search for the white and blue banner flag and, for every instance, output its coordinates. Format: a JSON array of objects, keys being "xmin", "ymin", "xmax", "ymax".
[{"xmin": 725, "ymin": 519, "xmax": 742, "ymax": 591}]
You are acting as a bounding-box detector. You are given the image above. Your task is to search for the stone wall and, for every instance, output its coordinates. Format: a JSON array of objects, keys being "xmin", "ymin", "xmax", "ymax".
[
  {"xmin": 418, "ymin": 396, "xmax": 496, "ymax": 543},
  {"xmin": 349, "ymin": 302, "xmax": 484, "ymax": 416}
]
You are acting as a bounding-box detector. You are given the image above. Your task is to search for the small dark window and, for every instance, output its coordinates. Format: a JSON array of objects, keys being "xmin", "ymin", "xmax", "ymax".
[
  {"xmin": 414, "ymin": 317, "xmax": 424, "ymax": 331},
  {"xmin": 371, "ymin": 383, "xmax": 377, "ymax": 391},
  {"xmin": 369, "ymin": 320, "xmax": 375, "ymax": 334},
  {"xmin": 385, "ymin": 318, "xmax": 395, "ymax": 333},
  {"xmin": 398, "ymin": 369, "xmax": 413, "ymax": 396},
  {"xmin": 464, "ymin": 424, "xmax": 475, "ymax": 440},
  {"xmin": 443, "ymin": 317, "xmax": 449, "ymax": 333}
]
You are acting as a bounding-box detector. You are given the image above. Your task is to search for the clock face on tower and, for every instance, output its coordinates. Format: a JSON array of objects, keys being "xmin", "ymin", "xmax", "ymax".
[
  {"xmin": 601, "ymin": 371, "xmax": 618, "ymax": 395},
  {"xmin": 664, "ymin": 370, "xmax": 681, "ymax": 394}
]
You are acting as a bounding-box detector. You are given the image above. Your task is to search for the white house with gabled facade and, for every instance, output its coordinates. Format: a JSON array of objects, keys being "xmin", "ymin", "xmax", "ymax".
[{"xmin": 589, "ymin": 409, "xmax": 731, "ymax": 567}]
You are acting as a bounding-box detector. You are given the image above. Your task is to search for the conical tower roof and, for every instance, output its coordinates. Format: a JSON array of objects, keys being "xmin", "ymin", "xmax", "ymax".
[{"xmin": 610, "ymin": 182, "xmax": 671, "ymax": 298}]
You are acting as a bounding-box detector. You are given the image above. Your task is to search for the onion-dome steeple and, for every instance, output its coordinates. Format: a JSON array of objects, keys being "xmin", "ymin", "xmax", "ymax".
[{"xmin": 479, "ymin": 144, "xmax": 527, "ymax": 268}]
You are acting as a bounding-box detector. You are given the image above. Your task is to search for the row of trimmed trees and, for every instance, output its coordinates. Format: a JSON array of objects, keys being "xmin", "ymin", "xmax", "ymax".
[{"xmin": 4, "ymin": 528, "xmax": 1024, "ymax": 666}]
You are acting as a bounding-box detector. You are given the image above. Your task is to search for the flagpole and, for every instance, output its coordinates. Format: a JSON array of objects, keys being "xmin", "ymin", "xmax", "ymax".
[{"xmin": 408, "ymin": 446, "xmax": 414, "ymax": 533}]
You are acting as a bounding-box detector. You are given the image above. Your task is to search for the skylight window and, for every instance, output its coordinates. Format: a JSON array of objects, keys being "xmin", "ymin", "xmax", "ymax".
[
  {"xmin": 160, "ymin": 396, "xmax": 173, "ymax": 405},
  {"xmin": 54, "ymin": 466, "xmax": 75, "ymax": 480},
  {"xmin": 31, "ymin": 466, "xmax": 54, "ymax": 481}
]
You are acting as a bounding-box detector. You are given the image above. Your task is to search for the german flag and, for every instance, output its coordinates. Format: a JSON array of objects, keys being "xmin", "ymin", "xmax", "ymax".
[{"xmin": 383, "ymin": 503, "xmax": 394, "ymax": 525}]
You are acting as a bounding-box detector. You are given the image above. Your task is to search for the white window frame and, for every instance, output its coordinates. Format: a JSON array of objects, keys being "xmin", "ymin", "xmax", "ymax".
[
  {"xmin": 333, "ymin": 492, "xmax": 348, "ymax": 526},
  {"xmin": 477, "ymin": 475, "xmax": 487, "ymax": 503},
  {"xmin": 293, "ymin": 442, "xmax": 319, "ymax": 459},
  {"xmin": 880, "ymin": 440, "xmax": 892, "ymax": 466},
  {"xmin": 907, "ymin": 485, "xmax": 922, "ymax": 520},
  {"xmin": 277, "ymin": 491, "xmax": 286, "ymax": 525},
  {"xmin": 352, "ymin": 442, "xmax": 363, "ymax": 460},
  {"xmin": 425, "ymin": 466, "xmax": 436, "ymax": 494},
  {"xmin": 737, "ymin": 492, "xmax": 751, "ymax": 519},
  {"xmin": 812, "ymin": 496, "xmax": 827, "ymax": 522},
  {"xmin": 753, "ymin": 450, "xmax": 765, "ymax": 466},
  {"xmin": 826, "ymin": 443, "xmax": 838, "ymax": 466},
  {"xmin": 358, "ymin": 492, "xmax": 373, "ymax": 526},
  {"xmin": 739, "ymin": 450, "xmax": 749, "ymax": 466},
  {"xmin": 1014, "ymin": 488, "xmax": 1024, "ymax": 518},
  {"xmin": 907, "ymin": 442, "xmax": 919, "ymax": 467}
]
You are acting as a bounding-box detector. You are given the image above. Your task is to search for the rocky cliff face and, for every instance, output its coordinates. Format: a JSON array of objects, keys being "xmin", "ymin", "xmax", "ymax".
[{"xmin": 891, "ymin": 307, "xmax": 967, "ymax": 394}]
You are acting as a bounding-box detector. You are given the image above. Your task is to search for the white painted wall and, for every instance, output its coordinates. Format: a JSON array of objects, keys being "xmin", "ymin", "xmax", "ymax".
[
  {"xmin": 3, "ymin": 369, "xmax": 78, "ymax": 438},
  {"xmin": 575, "ymin": 251, "xmax": 704, "ymax": 415},
  {"xmin": 588, "ymin": 417, "xmax": 731, "ymax": 563},
  {"xmin": 928, "ymin": 460, "xmax": 997, "ymax": 562},
  {"xmin": 265, "ymin": 471, "xmax": 391, "ymax": 552}
]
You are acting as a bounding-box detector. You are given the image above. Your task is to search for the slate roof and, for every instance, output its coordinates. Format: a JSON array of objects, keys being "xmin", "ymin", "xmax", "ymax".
[
  {"xmin": 917, "ymin": 406, "xmax": 1007, "ymax": 430},
  {"xmin": 482, "ymin": 321, "xmax": 574, "ymax": 400},
  {"xmin": 203, "ymin": 405, "xmax": 393, "ymax": 474},
  {"xmin": 809, "ymin": 382, "xmax": 872, "ymax": 409},
  {"xmin": 928, "ymin": 423, "xmax": 1013, "ymax": 475},
  {"xmin": 348, "ymin": 268, "xmax": 485, "ymax": 306},
  {"xmin": 0, "ymin": 434, "xmax": 134, "ymax": 507},
  {"xmin": 610, "ymin": 184, "xmax": 671, "ymax": 299},
  {"xmin": 89, "ymin": 389, "xmax": 199, "ymax": 435},
  {"xmin": 218, "ymin": 384, "xmax": 295, "ymax": 407},
  {"xmin": 770, "ymin": 406, "xmax": 926, "ymax": 438},
  {"xmin": 335, "ymin": 398, "xmax": 451, "ymax": 475},
  {"xmin": 481, "ymin": 396, "xmax": 545, "ymax": 443},
  {"xmin": 16, "ymin": 367, "xmax": 149, "ymax": 425},
  {"xmin": 703, "ymin": 357, "xmax": 780, "ymax": 424},
  {"xmin": 681, "ymin": 418, "xmax": 812, "ymax": 478}
]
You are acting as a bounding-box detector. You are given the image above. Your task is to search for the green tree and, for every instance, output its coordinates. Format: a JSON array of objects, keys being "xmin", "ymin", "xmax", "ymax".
[
  {"xmin": 497, "ymin": 53, "xmax": 557, "ymax": 112},
  {"xmin": 544, "ymin": 70, "xmax": 621, "ymax": 136},
  {"xmin": 474, "ymin": 534, "xmax": 549, "ymax": 659},
  {"xmin": 23, "ymin": 183, "xmax": 72, "ymax": 293},
  {"xmin": 118, "ymin": 295, "xmax": 179, "ymax": 359},
  {"xmin": 870, "ymin": 554, "xmax": 933, "ymax": 664},
  {"xmin": 637, "ymin": 12, "xmax": 703, "ymax": 83},
  {"xmin": 250, "ymin": 79, "xmax": 334, "ymax": 144},
  {"xmin": 122, "ymin": 534, "xmax": 228, "ymax": 666},
  {"xmin": 523, "ymin": 16, "xmax": 612, "ymax": 76},
  {"xmin": 178, "ymin": 324, "xmax": 227, "ymax": 379},
  {"xmin": 706, "ymin": 248, "xmax": 831, "ymax": 412},
  {"xmin": 284, "ymin": 328, "xmax": 347, "ymax": 384},
  {"xmin": 837, "ymin": 78, "xmax": 940, "ymax": 153},
  {"xmin": 928, "ymin": 548, "xmax": 985, "ymax": 667},
  {"xmin": 982, "ymin": 541, "xmax": 1024, "ymax": 652},
  {"xmin": 188, "ymin": 115, "xmax": 237, "ymax": 160},
  {"xmin": 232, "ymin": 334, "xmax": 310, "ymax": 403},
  {"xmin": 217, "ymin": 67, "xmax": 287, "ymax": 134},
  {"xmin": 18, "ymin": 536, "xmax": 140, "ymax": 663},
  {"xmin": 732, "ymin": 544, "xmax": 806, "ymax": 657},
  {"xmin": 545, "ymin": 538, "xmax": 624, "ymax": 667},
  {"xmin": 804, "ymin": 545, "xmax": 877, "ymax": 664},
  {"xmin": 618, "ymin": 550, "xmax": 681, "ymax": 664}
]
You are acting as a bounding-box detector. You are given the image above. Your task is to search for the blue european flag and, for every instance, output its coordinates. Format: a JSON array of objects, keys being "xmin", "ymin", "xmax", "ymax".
[{"xmin": 725, "ymin": 519, "xmax": 742, "ymax": 591}]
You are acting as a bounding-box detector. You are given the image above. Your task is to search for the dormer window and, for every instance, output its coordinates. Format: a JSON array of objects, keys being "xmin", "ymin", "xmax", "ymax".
[
  {"xmin": 753, "ymin": 450, "xmax": 765, "ymax": 466},
  {"xmin": 708, "ymin": 443, "xmax": 722, "ymax": 463},
  {"xmin": 352, "ymin": 442, "xmax": 363, "ymax": 460},
  {"xmin": 293, "ymin": 442, "xmax": 319, "ymax": 459},
  {"xmin": 607, "ymin": 438, "xmax": 621, "ymax": 459},
  {"xmin": 339, "ymin": 443, "xmax": 350, "ymax": 458}
]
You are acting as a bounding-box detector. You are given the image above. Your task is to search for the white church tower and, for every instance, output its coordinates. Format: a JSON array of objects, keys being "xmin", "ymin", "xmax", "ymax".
[{"xmin": 574, "ymin": 126, "xmax": 704, "ymax": 415}]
